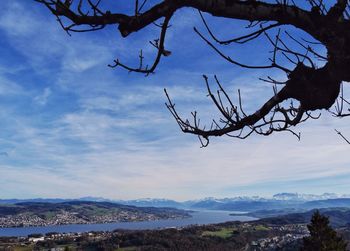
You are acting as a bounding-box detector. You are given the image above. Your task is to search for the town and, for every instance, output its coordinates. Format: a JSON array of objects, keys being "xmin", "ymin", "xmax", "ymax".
[
  {"xmin": 0, "ymin": 201, "xmax": 190, "ymax": 228},
  {"xmin": 0, "ymin": 222, "xmax": 314, "ymax": 251},
  {"xmin": 0, "ymin": 210, "xmax": 181, "ymax": 228}
]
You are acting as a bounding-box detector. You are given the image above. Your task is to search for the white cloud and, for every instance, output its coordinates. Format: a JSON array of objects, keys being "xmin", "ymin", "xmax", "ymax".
[
  {"xmin": 1, "ymin": 105, "xmax": 349, "ymax": 201},
  {"xmin": 0, "ymin": 76, "xmax": 23, "ymax": 96},
  {"xmin": 0, "ymin": 126, "xmax": 348, "ymax": 200},
  {"xmin": 0, "ymin": 2, "xmax": 40, "ymax": 37},
  {"xmin": 34, "ymin": 87, "xmax": 52, "ymax": 105}
]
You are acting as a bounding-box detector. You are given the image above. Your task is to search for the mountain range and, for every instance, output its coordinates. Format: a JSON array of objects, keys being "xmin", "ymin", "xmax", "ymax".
[{"xmin": 1, "ymin": 193, "xmax": 350, "ymax": 212}]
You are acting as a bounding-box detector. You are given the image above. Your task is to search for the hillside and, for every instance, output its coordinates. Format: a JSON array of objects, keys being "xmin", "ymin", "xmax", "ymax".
[
  {"xmin": 189, "ymin": 198, "xmax": 350, "ymax": 212},
  {"xmin": 257, "ymin": 208, "xmax": 350, "ymax": 228},
  {"xmin": 0, "ymin": 201, "xmax": 190, "ymax": 228}
]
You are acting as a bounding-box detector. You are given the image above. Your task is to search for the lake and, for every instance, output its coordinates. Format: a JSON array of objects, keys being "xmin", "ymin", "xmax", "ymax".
[{"xmin": 0, "ymin": 210, "xmax": 257, "ymax": 237}]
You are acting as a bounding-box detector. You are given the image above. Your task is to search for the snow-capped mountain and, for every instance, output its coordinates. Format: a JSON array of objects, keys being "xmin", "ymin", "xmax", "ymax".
[
  {"xmin": 116, "ymin": 198, "xmax": 183, "ymax": 208},
  {"xmin": 2, "ymin": 193, "xmax": 350, "ymax": 211},
  {"xmin": 272, "ymin": 192, "xmax": 346, "ymax": 201}
]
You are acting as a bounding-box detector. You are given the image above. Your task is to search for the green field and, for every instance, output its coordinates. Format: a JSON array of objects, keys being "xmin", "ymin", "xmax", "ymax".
[
  {"xmin": 201, "ymin": 227, "xmax": 236, "ymax": 238},
  {"xmin": 13, "ymin": 245, "xmax": 35, "ymax": 251},
  {"xmin": 254, "ymin": 225, "xmax": 270, "ymax": 231},
  {"xmin": 116, "ymin": 247, "xmax": 138, "ymax": 251}
]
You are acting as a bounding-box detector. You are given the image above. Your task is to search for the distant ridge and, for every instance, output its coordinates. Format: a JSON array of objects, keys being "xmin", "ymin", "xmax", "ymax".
[
  {"xmin": 1, "ymin": 193, "xmax": 350, "ymax": 211},
  {"xmin": 0, "ymin": 198, "xmax": 71, "ymax": 204},
  {"xmin": 257, "ymin": 207, "xmax": 350, "ymax": 228}
]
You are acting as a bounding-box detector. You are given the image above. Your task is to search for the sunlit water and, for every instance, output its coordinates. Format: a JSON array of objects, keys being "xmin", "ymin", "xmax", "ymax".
[{"xmin": 0, "ymin": 210, "xmax": 257, "ymax": 237}]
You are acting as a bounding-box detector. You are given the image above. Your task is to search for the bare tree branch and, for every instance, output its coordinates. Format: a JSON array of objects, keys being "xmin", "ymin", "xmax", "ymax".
[
  {"xmin": 36, "ymin": 0, "xmax": 350, "ymax": 145},
  {"xmin": 335, "ymin": 129, "xmax": 350, "ymax": 144}
]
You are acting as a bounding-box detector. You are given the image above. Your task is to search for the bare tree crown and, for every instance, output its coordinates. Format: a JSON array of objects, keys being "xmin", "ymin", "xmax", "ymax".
[{"xmin": 36, "ymin": 0, "xmax": 350, "ymax": 146}]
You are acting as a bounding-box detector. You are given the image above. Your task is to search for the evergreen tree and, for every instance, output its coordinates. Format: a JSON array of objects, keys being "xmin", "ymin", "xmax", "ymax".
[{"xmin": 301, "ymin": 210, "xmax": 347, "ymax": 251}]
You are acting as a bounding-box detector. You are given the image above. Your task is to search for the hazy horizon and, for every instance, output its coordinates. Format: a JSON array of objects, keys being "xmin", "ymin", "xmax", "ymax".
[{"xmin": 1, "ymin": 192, "xmax": 350, "ymax": 202}]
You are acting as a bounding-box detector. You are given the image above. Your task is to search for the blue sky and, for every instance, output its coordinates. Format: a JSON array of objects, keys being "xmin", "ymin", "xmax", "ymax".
[{"xmin": 0, "ymin": 0, "xmax": 349, "ymax": 201}]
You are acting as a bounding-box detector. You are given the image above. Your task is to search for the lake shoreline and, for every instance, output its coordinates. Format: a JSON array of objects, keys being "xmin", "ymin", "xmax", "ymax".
[
  {"xmin": 0, "ymin": 210, "xmax": 258, "ymax": 237},
  {"xmin": 0, "ymin": 215, "xmax": 192, "ymax": 229}
]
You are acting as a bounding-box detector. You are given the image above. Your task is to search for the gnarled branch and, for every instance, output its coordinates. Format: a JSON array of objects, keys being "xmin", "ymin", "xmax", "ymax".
[{"xmin": 36, "ymin": 0, "xmax": 350, "ymax": 145}]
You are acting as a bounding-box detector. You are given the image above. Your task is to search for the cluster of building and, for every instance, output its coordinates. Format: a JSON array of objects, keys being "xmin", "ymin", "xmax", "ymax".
[
  {"xmin": 0, "ymin": 210, "xmax": 174, "ymax": 228},
  {"xmin": 250, "ymin": 224, "xmax": 309, "ymax": 250},
  {"xmin": 89, "ymin": 210, "xmax": 167, "ymax": 223},
  {"xmin": 0, "ymin": 231, "xmax": 112, "ymax": 250},
  {"xmin": 0, "ymin": 214, "xmax": 48, "ymax": 227}
]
